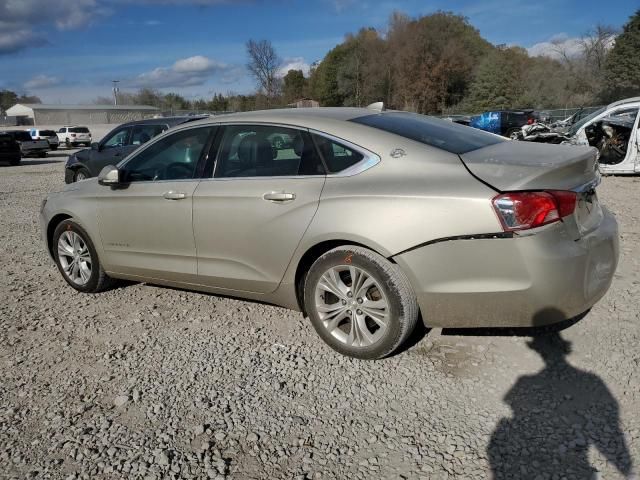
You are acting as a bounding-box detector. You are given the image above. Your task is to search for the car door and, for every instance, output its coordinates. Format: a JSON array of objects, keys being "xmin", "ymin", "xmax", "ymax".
[
  {"xmin": 88, "ymin": 126, "xmax": 132, "ymax": 175},
  {"xmin": 193, "ymin": 124, "xmax": 326, "ymax": 293},
  {"xmin": 96, "ymin": 125, "xmax": 217, "ymax": 282}
]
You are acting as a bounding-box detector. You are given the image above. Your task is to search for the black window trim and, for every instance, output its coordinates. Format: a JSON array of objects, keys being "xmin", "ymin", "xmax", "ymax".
[{"xmin": 198, "ymin": 122, "xmax": 379, "ymax": 181}]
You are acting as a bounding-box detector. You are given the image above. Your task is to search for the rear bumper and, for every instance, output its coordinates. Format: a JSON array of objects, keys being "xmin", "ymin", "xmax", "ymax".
[{"xmin": 393, "ymin": 209, "xmax": 619, "ymax": 328}]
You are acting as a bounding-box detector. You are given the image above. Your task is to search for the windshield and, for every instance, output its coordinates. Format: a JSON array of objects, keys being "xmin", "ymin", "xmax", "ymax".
[
  {"xmin": 70, "ymin": 127, "xmax": 90, "ymax": 133},
  {"xmin": 568, "ymin": 106, "xmax": 606, "ymax": 136},
  {"xmin": 39, "ymin": 130, "xmax": 56, "ymax": 136},
  {"xmin": 351, "ymin": 111, "xmax": 505, "ymax": 154}
]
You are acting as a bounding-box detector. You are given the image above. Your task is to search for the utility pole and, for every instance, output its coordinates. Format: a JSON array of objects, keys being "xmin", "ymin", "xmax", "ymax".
[{"xmin": 112, "ymin": 80, "xmax": 120, "ymax": 106}]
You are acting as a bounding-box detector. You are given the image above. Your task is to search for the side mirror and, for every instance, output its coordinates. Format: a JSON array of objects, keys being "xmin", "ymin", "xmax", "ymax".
[
  {"xmin": 98, "ymin": 165, "xmax": 120, "ymax": 186},
  {"xmin": 91, "ymin": 142, "xmax": 101, "ymax": 151}
]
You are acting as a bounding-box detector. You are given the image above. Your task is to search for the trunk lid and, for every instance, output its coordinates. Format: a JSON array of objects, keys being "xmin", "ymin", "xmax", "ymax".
[{"xmin": 459, "ymin": 141, "xmax": 599, "ymax": 192}]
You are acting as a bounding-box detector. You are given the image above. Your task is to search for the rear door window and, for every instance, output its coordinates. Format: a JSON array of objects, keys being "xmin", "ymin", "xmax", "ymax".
[
  {"xmin": 310, "ymin": 133, "xmax": 364, "ymax": 173},
  {"xmin": 214, "ymin": 125, "xmax": 325, "ymax": 178}
]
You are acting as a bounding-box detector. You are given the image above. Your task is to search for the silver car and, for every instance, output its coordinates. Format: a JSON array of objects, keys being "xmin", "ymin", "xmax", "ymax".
[{"xmin": 40, "ymin": 108, "xmax": 619, "ymax": 359}]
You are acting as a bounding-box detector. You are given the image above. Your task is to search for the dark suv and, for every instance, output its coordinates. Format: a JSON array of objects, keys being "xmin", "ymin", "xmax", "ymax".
[
  {"xmin": 65, "ymin": 116, "xmax": 207, "ymax": 183},
  {"xmin": 0, "ymin": 132, "xmax": 21, "ymax": 166}
]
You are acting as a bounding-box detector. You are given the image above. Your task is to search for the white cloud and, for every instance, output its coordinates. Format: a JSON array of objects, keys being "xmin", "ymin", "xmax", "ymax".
[
  {"xmin": 0, "ymin": 0, "xmax": 109, "ymax": 54},
  {"xmin": 528, "ymin": 32, "xmax": 616, "ymax": 60},
  {"xmin": 277, "ymin": 57, "xmax": 310, "ymax": 77},
  {"xmin": 128, "ymin": 55, "xmax": 229, "ymax": 88},
  {"xmin": 24, "ymin": 74, "xmax": 61, "ymax": 90}
]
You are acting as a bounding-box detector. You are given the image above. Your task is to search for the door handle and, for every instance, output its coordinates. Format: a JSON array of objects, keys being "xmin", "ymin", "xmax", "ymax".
[
  {"xmin": 163, "ymin": 191, "xmax": 186, "ymax": 200},
  {"xmin": 263, "ymin": 192, "xmax": 296, "ymax": 202}
]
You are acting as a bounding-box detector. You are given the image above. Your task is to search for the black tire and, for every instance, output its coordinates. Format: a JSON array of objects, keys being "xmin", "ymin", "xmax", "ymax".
[
  {"xmin": 9, "ymin": 157, "xmax": 21, "ymax": 166},
  {"xmin": 38, "ymin": 151, "xmax": 46, "ymax": 158},
  {"xmin": 304, "ymin": 246, "xmax": 419, "ymax": 360},
  {"xmin": 506, "ymin": 127, "xmax": 521, "ymax": 139},
  {"xmin": 65, "ymin": 138, "xmax": 71, "ymax": 148},
  {"xmin": 50, "ymin": 145, "xmax": 58, "ymax": 151},
  {"xmin": 52, "ymin": 219, "xmax": 115, "ymax": 293},
  {"xmin": 74, "ymin": 167, "xmax": 91, "ymax": 182}
]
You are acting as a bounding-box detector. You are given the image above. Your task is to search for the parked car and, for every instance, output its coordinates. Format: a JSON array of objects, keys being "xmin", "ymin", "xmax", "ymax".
[
  {"xmin": 566, "ymin": 97, "xmax": 640, "ymax": 174},
  {"xmin": 29, "ymin": 128, "xmax": 59, "ymax": 150},
  {"xmin": 469, "ymin": 109, "xmax": 536, "ymax": 137},
  {"xmin": 2, "ymin": 130, "xmax": 49, "ymax": 157},
  {"xmin": 57, "ymin": 126, "xmax": 92, "ymax": 148},
  {"xmin": 41, "ymin": 107, "xmax": 618, "ymax": 359},
  {"xmin": 0, "ymin": 132, "xmax": 21, "ymax": 165},
  {"xmin": 65, "ymin": 116, "xmax": 205, "ymax": 183}
]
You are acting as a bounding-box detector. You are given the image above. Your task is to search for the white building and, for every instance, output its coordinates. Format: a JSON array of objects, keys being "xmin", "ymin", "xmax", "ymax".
[{"xmin": 6, "ymin": 104, "xmax": 160, "ymax": 126}]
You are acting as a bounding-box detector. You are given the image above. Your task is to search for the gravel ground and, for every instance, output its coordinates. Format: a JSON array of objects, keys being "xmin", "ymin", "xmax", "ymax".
[{"xmin": 1, "ymin": 154, "xmax": 639, "ymax": 480}]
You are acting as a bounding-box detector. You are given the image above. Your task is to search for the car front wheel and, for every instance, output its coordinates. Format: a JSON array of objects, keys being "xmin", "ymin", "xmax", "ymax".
[
  {"xmin": 304, "ymin": 246, "xmax": 419, "ymax": 359},
  {"xmin": 74, "ymin": 167, "xmax": 91, "ymax": 181},
  {"xmin": 53, "ymin": 220, "xmax": 115, "ymax": 293}
]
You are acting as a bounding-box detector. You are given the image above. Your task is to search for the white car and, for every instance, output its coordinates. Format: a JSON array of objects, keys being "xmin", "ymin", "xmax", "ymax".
[
  {"xmin": 568, "ymin": 97, "xmax": 640, "ymax": 174},
  {"xmin": 29, "ymin": 128, "xmax": 59, "ymax": 150},
  {"xmin": 57, "ymin": 126, "xmax": 92, "ymax": 148}
]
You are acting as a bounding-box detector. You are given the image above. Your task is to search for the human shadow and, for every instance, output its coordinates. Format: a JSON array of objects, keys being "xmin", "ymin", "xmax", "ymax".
[{"xmin": 488, "ymin": 332, "xmax": 635, "ymax": 479}]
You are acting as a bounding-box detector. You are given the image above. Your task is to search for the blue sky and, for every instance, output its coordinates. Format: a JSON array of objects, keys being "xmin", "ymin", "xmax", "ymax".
[{"xmin": 0, "ymin": 0, "xmax": 636, "ymax": 104}]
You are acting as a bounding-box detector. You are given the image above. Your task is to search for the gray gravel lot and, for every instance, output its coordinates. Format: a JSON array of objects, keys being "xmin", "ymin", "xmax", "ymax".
[{"xmin": 1, "ymin": 153, "xmax": 639, "ymax": 479}]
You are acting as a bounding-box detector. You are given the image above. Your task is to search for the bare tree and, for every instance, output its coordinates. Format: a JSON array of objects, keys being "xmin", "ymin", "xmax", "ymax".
[
  {"xmin": 579, "ymin": 25, "xmax": 618, "ymax": 75},
  {"xmin": 246, "ymin": 39, "xmax": 281, "ymax": 105}
]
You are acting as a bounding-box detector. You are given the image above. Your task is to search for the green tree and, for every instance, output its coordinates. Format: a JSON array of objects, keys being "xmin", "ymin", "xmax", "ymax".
[
  {"xmin": 282, "ymin": 69, "xmax": 307, "ymax": 104},
  {"xmin": 602, "ymin": 10, "xmax": 640, "ymax": 101}
]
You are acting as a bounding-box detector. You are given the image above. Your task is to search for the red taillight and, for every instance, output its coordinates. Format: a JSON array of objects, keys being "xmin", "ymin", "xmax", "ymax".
[
  {"xmin": 71, "ymin": 133, "xmax": 76, "ymax": 137},
  {"xmin": 492, "ymin": 191, "xmax": 577, "ymax": 232}
]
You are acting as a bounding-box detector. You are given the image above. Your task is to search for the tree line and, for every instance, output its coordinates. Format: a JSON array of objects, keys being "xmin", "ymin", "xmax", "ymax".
[{"xmin": 125, "ymin": 8, "xmax": 640, "ymax": 115}]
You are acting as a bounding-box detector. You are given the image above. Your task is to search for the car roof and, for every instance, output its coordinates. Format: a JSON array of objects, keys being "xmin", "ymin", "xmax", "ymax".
[
  {"xmin": 184, "ymin": 107, "xmax": 378, "ymax": 131},
  {"xmin": 111, "ymin": 115, "xmax": 206, "ymax": 129},
  {"xmin": 607, "ymin": 97, "xmax": 640, "ymax": 109}
]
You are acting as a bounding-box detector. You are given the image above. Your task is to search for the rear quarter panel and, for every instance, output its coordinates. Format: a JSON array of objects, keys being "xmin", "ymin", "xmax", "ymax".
[{"xmin": 280, "ymin": 138, "xmax": 502, "ymax": 288}]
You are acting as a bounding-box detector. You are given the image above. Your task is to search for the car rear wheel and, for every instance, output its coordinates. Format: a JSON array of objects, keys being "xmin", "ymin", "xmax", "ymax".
[
  {"xmin": 304, "ymin": 246, "xmax": 419, "ymax": 359},
  {"xmin": 9, "ymin": 157, "xmax": 21, "ymax": 166},
  {"xmin": 65, "ymin": 138, "xmax": 71, "ymax": 148},
  {"xmin": 74, "ymin": 167, "xmax": 90, "ymax": 181},
  {"xmin": 53, "ymin": 220, "xmax": 115, "ymax": 293}
]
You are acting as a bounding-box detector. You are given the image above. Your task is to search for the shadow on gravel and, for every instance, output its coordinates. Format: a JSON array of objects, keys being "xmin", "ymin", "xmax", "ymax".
[
  {"xmin": 488, "ymin": 328, "xmax": 635, "ymax": 479},
  {"xmin": 440, "ymin": 310, "xmax": 588, "ymax": 338}
]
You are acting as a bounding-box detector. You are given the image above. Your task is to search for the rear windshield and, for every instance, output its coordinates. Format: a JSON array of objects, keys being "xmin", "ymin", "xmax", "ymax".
[
  {"xmin": 350, "ymin": 112, "xmax": 505, "ymax": 154},
  {"xmin": 69, "ymin": 127, "xmax": 90, "ymax": 133},
  {"xmin": 39, "ymin": 130, "xmax": 56, "ymax": 136}
]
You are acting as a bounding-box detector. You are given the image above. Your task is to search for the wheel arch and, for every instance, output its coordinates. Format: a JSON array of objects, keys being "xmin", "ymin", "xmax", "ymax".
[
  {"xmin": 293, "ymin": 239, "xmax": 396, "ymax": 314},
  {"xmin": 46, "ymin": 214, "xmax": 73, "ymax": 258}
]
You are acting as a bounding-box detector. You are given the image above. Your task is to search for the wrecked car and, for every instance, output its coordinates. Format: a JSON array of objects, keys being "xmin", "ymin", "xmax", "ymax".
[
  {"xmin": 568, "ymin": 97, "xmax": 640, "ymax": 174},
  {"xmin": 469, "ymin": 110, "xmax": 536, "ymax": 137}
]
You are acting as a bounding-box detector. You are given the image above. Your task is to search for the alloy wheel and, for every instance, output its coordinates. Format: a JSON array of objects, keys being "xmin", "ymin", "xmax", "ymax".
[
  {"xmin": 313, "ymin": 265, "xmax": 389, "ymax": 347},
  {"xmin": 57, "ymin": 231, "xmax": 92, "ymax": 285}
]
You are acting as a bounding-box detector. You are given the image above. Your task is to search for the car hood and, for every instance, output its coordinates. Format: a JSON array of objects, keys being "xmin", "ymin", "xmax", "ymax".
[{"xmin": 459, "ymin": 141, "xmax": 599, "ymax": 192}]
